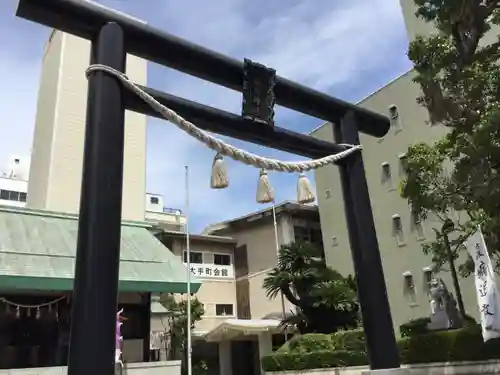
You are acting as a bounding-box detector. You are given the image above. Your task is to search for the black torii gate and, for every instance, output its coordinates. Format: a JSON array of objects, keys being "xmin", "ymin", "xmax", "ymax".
[{"xmin": 16, "ymin": 0, "xmax": 400, "ymax": 373}]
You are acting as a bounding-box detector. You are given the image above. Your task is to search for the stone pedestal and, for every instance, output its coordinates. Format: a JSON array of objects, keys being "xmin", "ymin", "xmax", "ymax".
[
  {"xmin": 427, "ymin": 310, "xmax": 449, "ymax": 331},
  {"xmin": 258, "ymin": 332, "xmax": 273, "ymax": 375},
  {"xmin": 219, "ymin": 341, "xmax": 233, "ymax": 375}
]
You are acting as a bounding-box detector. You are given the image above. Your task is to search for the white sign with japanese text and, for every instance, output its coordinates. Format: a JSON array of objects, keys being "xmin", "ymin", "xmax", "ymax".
[
  {"xmin": 185, "ymin": 263, "xmax": 234, "ymax": 279},
  {"xmin": 464, "ymin": 227, "xmax": 500, "ymax": 341}
]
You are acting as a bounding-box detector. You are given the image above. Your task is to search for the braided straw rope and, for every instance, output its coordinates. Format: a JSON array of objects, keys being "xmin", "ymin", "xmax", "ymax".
[{"xmin": 85, "ymin": 64, "xmax": 362, "ymax": 172}]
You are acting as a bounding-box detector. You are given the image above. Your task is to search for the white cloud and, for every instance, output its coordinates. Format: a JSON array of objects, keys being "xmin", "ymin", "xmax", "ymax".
[
  {"xmin": 0, "ymin": 0, "xmax": 411, "ymax": 231},
  {"xmin": 145, "ymin": 0, "xmax": 411, "ymax": 230}
]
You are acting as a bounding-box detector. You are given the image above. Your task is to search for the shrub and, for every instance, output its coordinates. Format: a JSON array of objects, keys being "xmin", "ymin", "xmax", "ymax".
[
  {"xmin": 278, "ymin": 333, "xmax": 336, "ymax": 353},
  {"xmin": 332, "ymin": 328, "xmax": 366, "ymax": 351},
  {"xmin": 399, "ymin": 317, "xmax": 431, "ymax": 338},
  {"xmin": 400, "ymin": 315, "xmax": 478, "ymax": 338},
  {"xmin": 267, "ymin": 324, "xmax": 500, "ymax": 372},
  {"xmin": 262, "ymin": 350, "xmax": 368, "ymax": 372},
  {"xmin": 398, "ymin": 325, "xmax": 500, "ymax": 364},
  {"xmin": 267, "ymin": 330, "xmax": 367, "ymax": 372},
  {"xmin": 463, "ymin": 314, "xmax": 477, "ymax": 327}
]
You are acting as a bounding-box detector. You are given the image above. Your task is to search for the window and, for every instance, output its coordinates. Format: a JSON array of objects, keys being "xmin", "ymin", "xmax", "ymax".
[
  {"xmin": 331, "ymin": 236, "xmax": 338, "ymax": 247},
  {"xmin": 411, "ymin": 210, "xmax": 426, "ymax": 240},
  {"xmin": 381, "ymin": 162, "xmax": 394, "ymax": 190},
  {"xmin": 389, "ymin": 104, "xmax": 399, "ymax": 120},
  {"xmin": 0, "ymin": 190, "xmax": 8, "ymax": 200},
  {"xmin": 294, "ymin": 226, "xmax": 323, "ymax": 250},
  {"xmin": 325, "ymin": 189, "xmax": 332, "ymax": 199},
  {"xmin": 0, "ymin": 189, "xmax": 27, "ymax": 202},
  {"xmin": 215, "ymin": 304, "xmax": 234, "ymax": 316},
  {"xmin": 388, "ymin": 104, "xmax": 403, "ymax": 132},
  {"xmin": 183, "ymin": 251, "xmax": 203, "ymax": 264},
  {"xmin": 398, "ymin": 153, "xmax": 408, "ymax": 176},
  {"xmin": 293, "ymin": 226, "xmax": 324, "ymax": 258},
  {"xmin": 150, "ymin": 196, "xmax": 159, "ymax": 205},
  {"xmin": 423, "ymin": 267, "xmax": 434, "ymax": 296},
  {"xmin": 403, "ymin": 272, "xmax": 417, "ymax": 306},
  {"xmin": 214, "ymin": 254, "xmax": 231, "ymax": 266},
  {"xmin": 392, "ymin": 214, "xmax": 405, "ymax": 246},
  {"xmin": 294, "ymin": 226, "xmax": 308, "ymax": 243}
]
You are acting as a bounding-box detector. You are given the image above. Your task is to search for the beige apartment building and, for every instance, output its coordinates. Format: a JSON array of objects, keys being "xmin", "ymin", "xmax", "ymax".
[
  {"xmin": 153, "ymin": 230, "xmax": 238, "ymax": 335},
  {"xmin": 204, "ymin": 201, "xmax": 323, "ymax": 321},
  {"xmin": 21, "ymin": 27, "xmax": 327, "ymax": 375},
  {"xmin": 146, "ymin": 201, "xmax": 323, "ymax": 375},
  {"xmin": 311, "ymin": 0, "xmax": 486, "ymax": 334}
]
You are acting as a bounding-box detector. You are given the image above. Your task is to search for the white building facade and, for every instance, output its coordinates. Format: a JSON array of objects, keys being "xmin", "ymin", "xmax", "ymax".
[
  {"xmin": 0, "ymin": 155, "xmax": 30, "ymax": 208},
  {"xmin": 311, "ymin": 0, "xmax": 485, "ymax": 334}
]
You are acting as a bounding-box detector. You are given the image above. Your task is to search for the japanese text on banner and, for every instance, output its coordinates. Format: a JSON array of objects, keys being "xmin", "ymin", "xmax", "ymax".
[{"xmin": 464, "ymin": 227, "xmax": 500, "ymax": 341}]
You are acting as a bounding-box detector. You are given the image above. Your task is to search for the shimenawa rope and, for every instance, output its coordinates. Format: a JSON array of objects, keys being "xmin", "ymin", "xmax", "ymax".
[{"xmin": 84, "ymin": 64, "xmax": 363, "ymax": 203}]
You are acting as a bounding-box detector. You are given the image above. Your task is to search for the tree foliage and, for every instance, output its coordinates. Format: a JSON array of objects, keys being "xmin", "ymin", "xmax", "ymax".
[
  {"xmin": 263, "ymin": 241, "xmax": 360, "ymax": 334},
  {"xmin": 159, "ymin": 294, "xmax": 204, "ymax": 362},
  {"xmin": 400, "ymin": 0, "xmax": 500, "ymax": 275}
]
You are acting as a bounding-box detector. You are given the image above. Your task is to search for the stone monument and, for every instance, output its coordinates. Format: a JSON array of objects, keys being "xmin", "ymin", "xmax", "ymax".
[{"xmin": 427, "ymin": 277, "xmax": 463, "ymax": 330}]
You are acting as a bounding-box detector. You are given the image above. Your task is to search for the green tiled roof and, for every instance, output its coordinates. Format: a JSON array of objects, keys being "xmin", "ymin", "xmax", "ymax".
[{"xmin": 0, "ymin": 205, "xmax": 201, "ymax": 293}]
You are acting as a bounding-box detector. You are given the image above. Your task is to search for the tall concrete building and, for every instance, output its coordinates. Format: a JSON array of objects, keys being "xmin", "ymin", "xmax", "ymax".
[
  {"xmin": 311, "ymin": 0, "xmax": 483, "ymax": 333},
  {"xmin": 27, "ymin": 30, "xmax": 148, "ymax": 221}
]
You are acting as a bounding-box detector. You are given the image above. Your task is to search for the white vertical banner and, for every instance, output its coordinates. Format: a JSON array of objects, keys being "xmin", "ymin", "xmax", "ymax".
[{"xmin": 464, "ymin": 227, "xmax": 500, "ymax": 341}]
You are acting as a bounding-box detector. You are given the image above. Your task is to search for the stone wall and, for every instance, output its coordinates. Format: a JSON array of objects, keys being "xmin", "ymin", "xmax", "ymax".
[
  {"xmin": 0, "ymin": 360, "xmax": 181, "ymax": 375},
  {"xmin": 265, "ymin": 359, "xmax": 500, "ymax": 375}
]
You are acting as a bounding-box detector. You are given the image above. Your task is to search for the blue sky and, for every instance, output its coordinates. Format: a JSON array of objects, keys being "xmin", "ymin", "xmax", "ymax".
[{"xmin": 0, "ymin": 0, "xmax": 412, "ymax": 232}]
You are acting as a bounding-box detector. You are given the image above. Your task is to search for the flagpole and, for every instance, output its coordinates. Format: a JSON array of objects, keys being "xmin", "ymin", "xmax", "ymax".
[
  {"xmin": 185, "ymin": 165, "xmax": 192, "ymax": 375},
  {"xmin": 271, "ymin": 200, "xmax": 288, "ymax": 340}
]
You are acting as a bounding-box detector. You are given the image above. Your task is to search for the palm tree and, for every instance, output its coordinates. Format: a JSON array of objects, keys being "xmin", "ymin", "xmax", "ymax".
[{"xmin": 263, "ymin": 241, "xmax": 360, "ymax": 334}]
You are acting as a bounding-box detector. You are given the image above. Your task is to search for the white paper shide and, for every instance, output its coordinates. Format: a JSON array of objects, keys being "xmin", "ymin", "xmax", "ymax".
[{"xmin": 463, "ymin": 227, "xmax": 500, "ymax": 341}]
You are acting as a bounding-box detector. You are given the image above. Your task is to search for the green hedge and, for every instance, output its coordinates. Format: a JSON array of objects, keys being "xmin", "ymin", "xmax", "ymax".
[
  {"xmin": 399, "ymin": 315, "xmax": 477, "ymax": 338},
  {"xmin": 277, "ymin": 329, "xmax": 365, "ymax": 354},
  {"xmin": 278, "ymin": 333, "xmax": 336, "ymax": 353},
  {"xmin": 400, "ymin": 317, "xmax": 431, "ymax": 338},
  {"xmin": 263, "ymin": 324, "xmax": 500, "ymax": 372},
  {"xmin": 264, "ymin": 330, "xmax": 367, "ymax": 371},
  {"xmin": 262, "ymin": 350, "xmax": 368, "ymax": 372},
  {"xmin": 398, "ymin": 325, "xmax": 500, "ymax": 364},
  {"xmin": 332, "ymin": 328, "xmax": 366, "ymax": 351}
]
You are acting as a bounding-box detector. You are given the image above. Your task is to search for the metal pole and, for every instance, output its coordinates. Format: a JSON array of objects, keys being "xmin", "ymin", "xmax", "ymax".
[
  {"xmin": 185, "ymin": 166, "xmax": 193, "ymax": 375},
  {"xmin": 67, "ymin": 22, "xmax": 126, "ymax": 375},
  {"xmin": 337, "ymin": 112, "xmax": 400, "ymax": 369}
]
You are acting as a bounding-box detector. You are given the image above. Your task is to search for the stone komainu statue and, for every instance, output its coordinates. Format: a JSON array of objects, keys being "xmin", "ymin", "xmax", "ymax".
[{"xmin": 429, "ymin": 277, "xmax": 463, "ymax": 329}]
